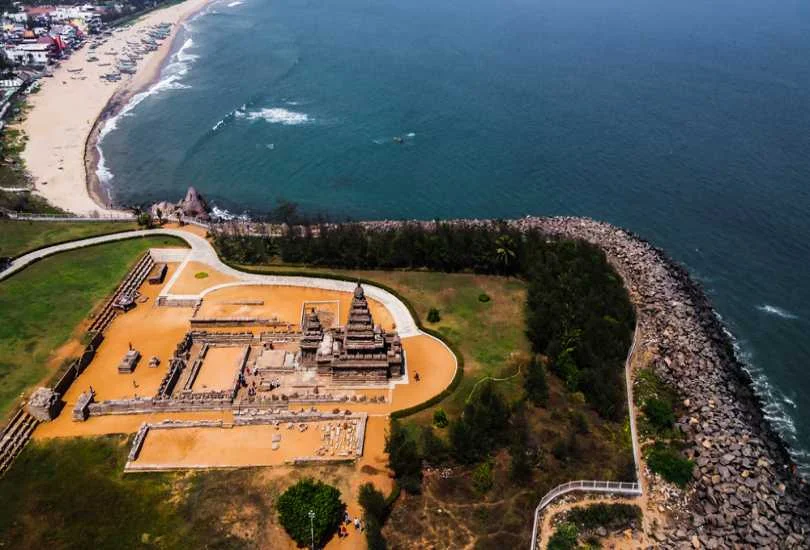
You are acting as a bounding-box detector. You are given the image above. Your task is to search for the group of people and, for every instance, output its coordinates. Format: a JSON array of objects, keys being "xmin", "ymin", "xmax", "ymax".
[{"xmin": 336, "ymin": 512, "xmax": 363, "ymax": 538}]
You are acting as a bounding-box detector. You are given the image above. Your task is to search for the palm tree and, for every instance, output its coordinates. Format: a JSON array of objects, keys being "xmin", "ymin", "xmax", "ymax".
[{"xmin": 495, "ymin": 235, "xmax": 516, "ymax": 271}]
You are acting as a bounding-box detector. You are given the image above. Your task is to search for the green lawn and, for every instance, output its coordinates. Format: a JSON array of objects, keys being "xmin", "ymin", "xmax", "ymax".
[
  {"xmin": 0, "ymin": 436, "xmax": 204, "ymax": 550},
  {"xmin": 0, "ymin": 219, "xmax": 139, "ymax": 258},
  {"xmin": 0, "ymin": 236, "xmax": 186, "ymax": 415}
]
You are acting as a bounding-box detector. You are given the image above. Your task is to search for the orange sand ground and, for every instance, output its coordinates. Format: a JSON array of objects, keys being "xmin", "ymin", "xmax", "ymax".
[
  {"xmin": 197, "ymin": 285, "xmax": 395, "ymax": 330},
  {"xmin": 133, "ymin": 420, "xmax": 359, "ymax": 468},
  {"xmin": 35, "ymin": 410, "xmax": 234, "ymax": 439},
  {"xmin": 168, "ymin": 260, "xmax": 238, "ymax": 295},
  {"xmin": 191, "ymin": 346, "xmax": 245, "ymax": 391}
]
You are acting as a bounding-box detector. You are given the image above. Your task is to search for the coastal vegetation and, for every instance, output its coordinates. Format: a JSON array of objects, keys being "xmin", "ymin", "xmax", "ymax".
[
  {"xmin": 0, "ymin": 235, "xmax": 186, "ymax": 416},
  {"xmin": 547, "ymin": 503, "xmax": 642, "ymax": 550},
  {"xmin": 634, "ymin": 367, "xmax": 694, "ymax": 486},
  {"xmin": 0, "ymin": 219, "xmax": 138, "ymax": 257},
  {"xmin": 213, "ymin": 222, "xmax": 637, "ymax": 547}
]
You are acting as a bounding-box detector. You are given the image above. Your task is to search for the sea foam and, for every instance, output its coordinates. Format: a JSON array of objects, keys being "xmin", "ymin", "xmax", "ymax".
[
  {"xmin": 227, "ymin": 1, "xmax": 243, "ymax": 6},
  {"xmin": 235, "ymin": 107, "xmax": 311, "ymax": 125},
  {"xmin": 757, "ymin": 304, "xmax": 799, "ymax": 320}
]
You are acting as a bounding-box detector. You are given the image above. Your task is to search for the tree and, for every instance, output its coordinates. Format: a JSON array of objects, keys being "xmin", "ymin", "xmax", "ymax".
[
  {"xmin": 472, "ymin": 461, "xmax": 494, "ymax": 493},
  {"xmin": 276, "ymin": 478, "xmax": 344, "ymax": 548},
  {"xmin": 136, "ymin": 212, "xmax": 153, "ymax": 228},
  {"xmin": 494, "ymin": 234, "xmax": 517, "ymax": 272},
  {"xmin": 385, "ymin": 421, "xmax": 422, "ymax": 493},
  {"xmin": 358, "ymin": 483, "xmax": 389, "ymax": 550},
  {"xmin": 525, "ymin": 355, "xmax": 549, "ymax": 406},
  {"xmin": 427, "ymin": 307, "xmax": 440, "ymax": 323},
  {"xmin": 420, "ymin": 426, "xmax": 449, "ymax": 465},
  {"xmin": 432, "ymin": 409, "xmax": 449, "ymax": 428}
]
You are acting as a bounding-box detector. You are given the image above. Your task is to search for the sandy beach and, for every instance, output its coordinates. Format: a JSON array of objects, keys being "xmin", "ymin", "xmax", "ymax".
[{"xmin": 20, "ymin": 0, "xmax": 212, "ymax": 215}]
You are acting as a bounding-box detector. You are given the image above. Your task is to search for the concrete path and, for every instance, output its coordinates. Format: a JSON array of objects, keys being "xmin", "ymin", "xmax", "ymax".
[{"xmin": 0, "ymin": 228, "xmax": 420, "ymax": 336}]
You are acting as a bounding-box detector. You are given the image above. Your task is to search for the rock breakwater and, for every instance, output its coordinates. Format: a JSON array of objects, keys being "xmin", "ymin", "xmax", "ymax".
[{"xmin": 355, "ymin": 215, "xmax": 810, "ymax": 547}]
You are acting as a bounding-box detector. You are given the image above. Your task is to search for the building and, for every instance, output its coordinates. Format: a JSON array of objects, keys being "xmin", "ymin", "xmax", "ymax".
[
  {"xmin": 300, "ymin": 283, "xmax": 404, "ymax": 382},
  {"xmin": 4, "ymin": 42, "xmax": 51, "ymax": 65}
]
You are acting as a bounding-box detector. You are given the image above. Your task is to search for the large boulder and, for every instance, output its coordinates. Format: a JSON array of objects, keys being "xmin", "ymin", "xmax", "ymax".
[{"xmin": 177, "ymin": 186, "xmax": 209, "ymax": 220}]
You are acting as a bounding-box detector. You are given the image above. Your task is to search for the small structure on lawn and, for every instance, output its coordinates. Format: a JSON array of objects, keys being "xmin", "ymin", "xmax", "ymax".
[
  {"xmin": 26, "ymin": 387, "xmax": 61, "ymax": 421},
  {"xmin": 118, "ymin": 349, "xmax": 141, "ymax": 374},
  {"xmin": 148, "ymin": 263, "xmax": 168, "ymax": 285}
]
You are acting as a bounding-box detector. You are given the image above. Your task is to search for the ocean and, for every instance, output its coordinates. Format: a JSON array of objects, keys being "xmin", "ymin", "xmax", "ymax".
[{"xmin": 98, "ymin": 0, "xmax": 810, "ymax": 472}]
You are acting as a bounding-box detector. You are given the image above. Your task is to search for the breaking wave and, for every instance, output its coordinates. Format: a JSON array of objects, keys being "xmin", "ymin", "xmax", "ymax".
[
  {"xmin": 234, "ymin": 107, "xmax": 311, "ymax": 125},
  {"xmin": 236, "ymin": 107, "xmax": 310, "ymax": 125},
  {"xmin": 211, "ymin": 205, "xmax": 251, "ymax": 221},
  {"xmin": 718, "ymin": 315, "xmax": 809, "ymax": 476},
  {"xmin": 227, "ymin": 1, "xmax": 243, "ymax": 6},
  {"xmin": 96, "ymin": 35, "xmax": 197, "ymax": 187},
  {"xmin": 757, "ymin": 304, "xmax": 799, "ymax": 320}
]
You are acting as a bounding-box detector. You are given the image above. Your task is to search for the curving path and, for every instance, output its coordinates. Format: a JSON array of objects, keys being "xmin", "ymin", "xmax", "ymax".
[{"xmin": 0, "ymin": 228, "xmax": 419, "ymax": 336}]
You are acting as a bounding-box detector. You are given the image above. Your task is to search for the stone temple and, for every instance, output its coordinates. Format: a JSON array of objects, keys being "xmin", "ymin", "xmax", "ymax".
[{"xmin": 300, "ymin": 283, "xmax": 404, "ymax": 382}]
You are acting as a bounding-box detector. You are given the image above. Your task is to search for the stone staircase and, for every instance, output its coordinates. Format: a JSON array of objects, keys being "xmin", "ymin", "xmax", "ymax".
[
  {"xmin": 0, "ymin": 408, "xmax": 39, "ymax": 476},
  {"xmin": 88, "ymin": 252, "xmax": 155, "ymax": 334}
]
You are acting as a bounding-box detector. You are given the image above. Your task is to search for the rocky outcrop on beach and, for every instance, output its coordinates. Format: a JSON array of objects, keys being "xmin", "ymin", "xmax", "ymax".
[{"xmin": 149, "ymin": 186, "xmax": 210, "ymax": 221}]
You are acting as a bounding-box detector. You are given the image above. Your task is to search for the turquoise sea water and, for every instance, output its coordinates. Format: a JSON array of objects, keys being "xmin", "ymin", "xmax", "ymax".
[{"xmin": 99, "ymin": 0, "xmax": 810, "ymax": 472}]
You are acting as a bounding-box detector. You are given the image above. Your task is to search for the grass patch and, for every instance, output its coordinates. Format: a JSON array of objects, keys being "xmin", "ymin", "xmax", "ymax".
[
  {"xmin": 0, "ymin": 236, "xmax": 187, "ymax": 415},
  {"xmin": 0, "ymin": 435, "xmax": 250, "ymax": 549},
  {"xmin": 646, "ymin": 443, "xmax": 694, "ymax": 487},
  {"xmin": 0, "ymin": 220, "xmax": 139, "ymax": 258}
]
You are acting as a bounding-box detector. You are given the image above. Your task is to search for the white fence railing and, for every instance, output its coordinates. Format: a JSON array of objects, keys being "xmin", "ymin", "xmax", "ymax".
[
  {"xmin": 529, "ymin": 480, "xmax": 642, "ymax": 549},
  {"xmin": 529, "ymin": 324, "xmax": 642, "ymax": 549}
]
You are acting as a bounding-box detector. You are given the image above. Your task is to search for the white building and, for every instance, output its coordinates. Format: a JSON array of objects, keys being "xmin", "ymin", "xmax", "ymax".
[{"xmin": 4, "ymin": 43, "xmax": 51, "ymax": 65}]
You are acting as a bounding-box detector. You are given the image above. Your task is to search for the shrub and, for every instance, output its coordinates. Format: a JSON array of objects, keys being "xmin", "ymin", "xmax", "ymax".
[
  {"xmin": 194, "ymin": 271, "xmax": 209, "ymax": 279},
  {"xmin": 478, "ymin": 293, "xmax": 491, "ymax": 302},
  {"xmin": 647, "ymin": 444, "xmax": 694, "ymax": 487},
  {"xmin": 547, "ymin": 522, "xmax": 579, "ymax": 550},
  {"xmin": 643, "ymin": 397, "xmax": 675, "ymax": 431},
  {"xmin": 276, "ymin": 478, "xmax": 344, "ymax": 548},
  {"xmin": 427, "ymin": 307, "xmax": 441, "ymax": 323},
  {"xmin": 432, "ymin": 409, "xmax": 449, "ymax": 428},
  {"xmin": 136, "ymin": 212, "xmax": 153, "ymax": 228},
  {"xmin": 472, "ymin": 461, "xmax": 494, "ymax": 493},
  {"xmin": 524, "ymin": 355, "xmax": 549, "ymax": 407},
  {"xmin": 571, "ymin": 411, "xmax": 590, "ymax": 434},
  {"xmin": 565, "ymin": 503, "xmax": 641, "ymax": 530}
]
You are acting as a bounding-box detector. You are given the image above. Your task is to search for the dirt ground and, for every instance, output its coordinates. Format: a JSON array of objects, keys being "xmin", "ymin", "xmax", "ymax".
[
  {"xmin": 168, "ymin": 260, "xmax": 238, "ymax": 295},
  {"xmin": 197, "ymin": 285, "xmax": 395, "ymax": 330},
  {"xmin": 191, "ymin": 346, "xmax": 244, "ymax": 392}
]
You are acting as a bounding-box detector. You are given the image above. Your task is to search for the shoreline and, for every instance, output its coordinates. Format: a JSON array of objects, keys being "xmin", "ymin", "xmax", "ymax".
[
  {"xmin": 21, "ymin": 0, "xmax": 212, "ymax": 216},
  {"xmin": 84, "ymin": 0, "xmax": 211, "ymax": 211}
]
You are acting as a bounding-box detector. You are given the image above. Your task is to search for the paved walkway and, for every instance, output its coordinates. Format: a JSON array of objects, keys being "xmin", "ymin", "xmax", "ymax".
[{"xmin": 0, "ymin": 228, "xmax": 419, "ymax": 336}]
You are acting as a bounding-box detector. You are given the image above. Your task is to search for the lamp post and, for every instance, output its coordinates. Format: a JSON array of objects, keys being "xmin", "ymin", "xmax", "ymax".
[{"xmin": 308, "ymin": 509, "xmax": 315, "ymax": 550}]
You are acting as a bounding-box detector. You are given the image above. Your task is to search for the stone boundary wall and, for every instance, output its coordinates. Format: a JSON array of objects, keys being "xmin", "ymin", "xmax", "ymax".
[{"xmin": 87, "ymin": 397, "xmax": 233, "ymax": 416}]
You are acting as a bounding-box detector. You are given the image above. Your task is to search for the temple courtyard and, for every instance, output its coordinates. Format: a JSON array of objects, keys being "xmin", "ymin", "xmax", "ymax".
[{"xmin": 31, "ymin": 235, "xmax": 457, "ymax": 481}]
